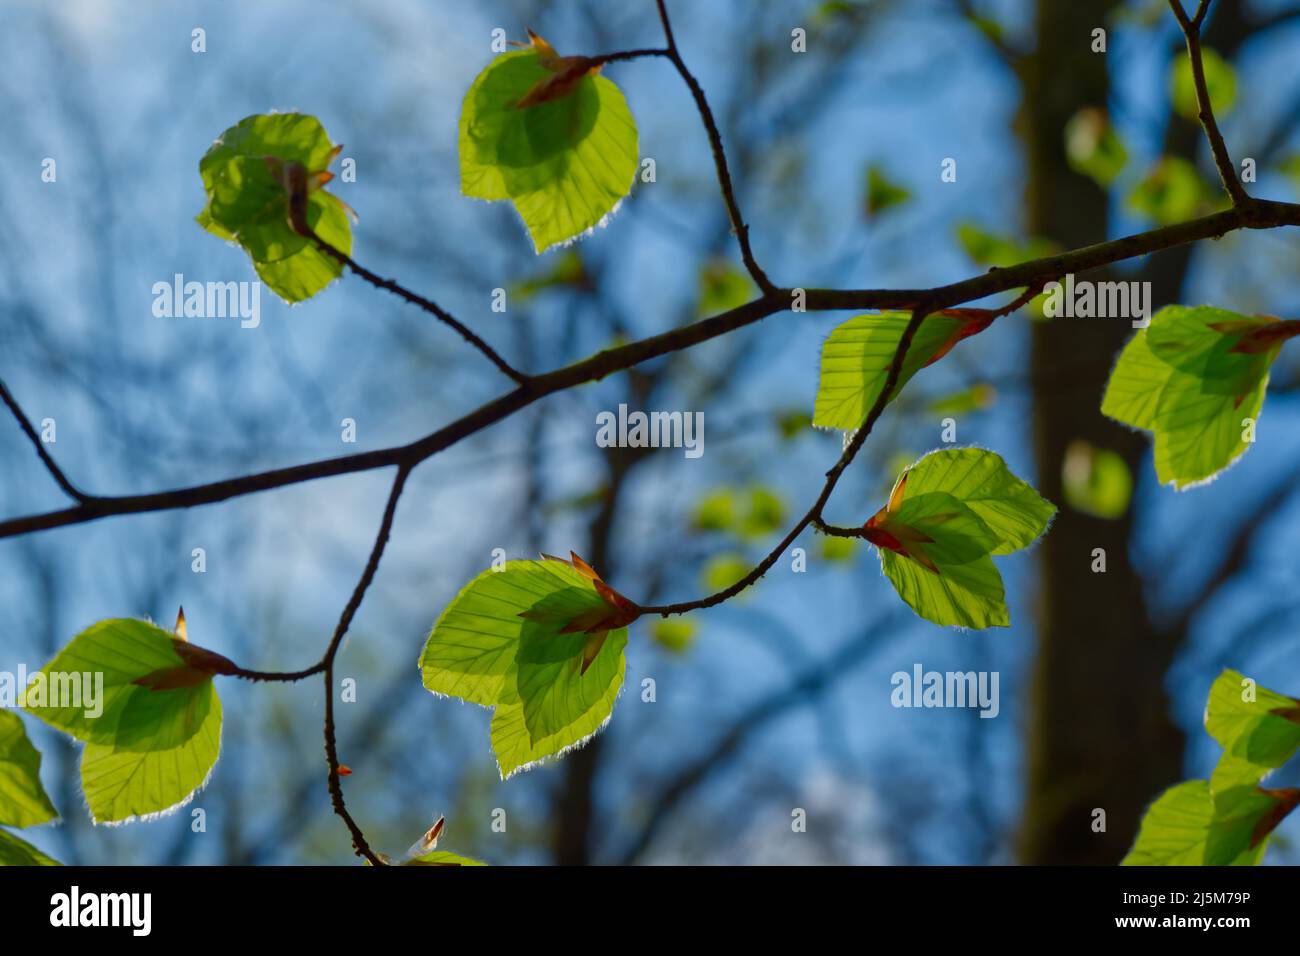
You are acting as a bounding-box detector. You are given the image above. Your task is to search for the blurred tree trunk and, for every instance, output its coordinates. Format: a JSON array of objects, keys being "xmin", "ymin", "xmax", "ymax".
[{"xmin": 1016, "ymin": 0, "xmax": 1184, "ymax": 864}]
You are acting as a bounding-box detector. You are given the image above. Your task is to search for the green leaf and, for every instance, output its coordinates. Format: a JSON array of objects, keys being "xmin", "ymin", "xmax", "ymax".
[
  {"xmin": 691, "ymin": 489, "xmax": 737, "ymax": 533},
  {"xmin": 420, "ymin": 558, "xmax": 632, "ymax": 778},
  {"xmin": 422, "ymin": 561, "xmax": 595, "ymax": 706},
  {"xmin": 0, "ymin": 711, "xmax": 58, "ymax": 828},
  {"xmin": 1101, "ymin": 326, "xmax": 1172, "ymax": 432},
  {"xmin": 1061, "ymin": 441, "xmax": 1132, "ymax": 520},
  {"xmin": 818, "ymin": 535, "xmax": 858, "ymax": 563},
  {"xmin": 927, "ymin": 384, "xmax": 996, "ymax": 416},
  {"xmin": 1128, "ymin": 157, "xmax": 1216, "ymax": 225},
  {"xmin": 739, "ymin": 486, "xmax": 786, "ymax": 539},
  {"xmin": 23, "ymin": 619, "xmax": 221, "ymax": 749},
  {"xmin": 863, "ymin": 164, "xmax": 910, "ymax": 218},
  {"xmin": 1171, "ymin": 48, "xmax": 1236, "ymax": 121},
  {"xmin": 459, "ymin": 46, "xmax": 638, "ymax": 253},
  {"xmin": 700, "ymin": 553, "xmax": 751, "ymax": 593},
  {"xmin": 651, "ymin": 618, "xmax": 697, "ymax": 653},
  {"xmin": 0, "ymin": 829, "xmax": 61, "ymax": 866},
  {"xmin": 23, "ymin": 618, "xmax": 226, "ymax": 824},
  {"xmin": 868, "ymin": 449, "xmax": 1053, "ymax": 629},
  {"xmin": 510, "ymin": 250, "xmax": 587, "ymax": 303},
  {"xmin": 814, "ymin": 312, "xmax": 974, "ymax": 430},
  {"xmin": 1151, "ymin": 365, "xmax": 1266, "ymax": 488},
  {"xmin": 1205, "ymin": 785, "xmax": 1299, "ymax": 865},
  {"xmin": 1282, "ymin": 154, "xmax": 1300, "ymax": 198},
  {"xmin": 515, "ymin": 595, "xmax": 627, "ymax": 745},
  {"xmin": 955, "ymin": 223, "xmax": 1056, "ymax": 269},
  {"xmin": 81, "ymin": 692, "xmax": 222, "ymax": 825},
  {"xmin": 1103, "ymin": 306, "xmax": 1285, "ymax": 488},
  {"xmin": 775, "ymin": 409, "xmax": 812, "ymax": 441},
  {"xmin": 1064, "ymin": 107, "xmax": 1128, "ymax": 187},
  {"xmin": 901, "ymin": 448, "xmax": 1056, "ymax": 555},
  {"xmin": 1205, "ymin": 669, "xmax": 1300, "ymax": 780},
  {"xmin": 490, "ymin": 657, "xmax": 624, "ymax": 779},
  {"xmin": 880, "ymin": 549, "xmax": 1006, "ymax": 630},
  {"xmin": 1122, "ymin": 780, "xmax": 1267, "ymax": 865},
  {"xmin": 1145, "ymin": 306, "xmax": 1275, "ymax": 389},
  {"xmin": 697, "ymin": 260, "xmax": 755, "ymax": 317},
  {"xmin": 404, "ymin": 851, "xmax": 489, "ymax": 866},
  {"xmin": 196, "ymin": 113, "xmax": 352, "ymax": 302}
]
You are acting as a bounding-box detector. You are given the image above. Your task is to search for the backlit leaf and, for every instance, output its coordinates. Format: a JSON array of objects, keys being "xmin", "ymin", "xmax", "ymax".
[
  {"xmin": 0, "ymin": 711, "xmax": 58, "ymax": 828},
  {"xmin": 0, "ymin": 829, "xmax": 61, "ymax": 866},
  {"xmin": 814, "ymin": 312, "xmax": 988, "ymax": 430},
  {"xmin": 1205, "ymin": 669, "xmax": 1300, "ymax": 780},
  {"xmin": 22, "ymin": 618, "xmax": 226, "ymax": 824},
  {"xmin": 1122, "ymin": 780, "xmax": 1266, "ymax": 865},
  {"xmin": 459, "ymin": 42, "xmax": 638, "ymax": 253},
  {"xmin": 421, "ymin": 556, "xmax": 633, "ymax": 777},
  {"xmin": 196, "ymin": 113, "xmax": 352, "ymax": 302},
  {"xmin": 1103, "ymin": 306, "xmax": 1292, "ymax": 488},
  {"xmin": 866, "ymin": 449, "xmax": 1053, "ymax": 628},
  {"xmin": 1171, "ymin": 48, "xmax": 1236, "ymax": 121}
]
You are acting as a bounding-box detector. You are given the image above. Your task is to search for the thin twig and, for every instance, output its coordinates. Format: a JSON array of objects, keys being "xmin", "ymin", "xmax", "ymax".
[
  {"xmin": 0, "ymin": 378, "xmax": 88, "ymax": 502},
  {"xmin": 641, "ymin": 307, "xmax": 932, "ymax": 615},
  {"xmin": 308, "ymin": 232, "xmax": 530, "ymax": 385},
  {"xmin": 1168, "ymin": 0, "xmax": 1251, "ymax": 207},
  {"xmin": 228, "ymin": 662, "xmax": 324, "ymax": 682},
  {"xmin": 653, "ymin": 0, "xmax": 776, "ymax": 294},
  {"xmin": 320, "ymin": 464, "xmax": 411, "ymax": 865},
  {"xmin": 589, "ymin": 47, "xmax": 671, "ymax": 69}
]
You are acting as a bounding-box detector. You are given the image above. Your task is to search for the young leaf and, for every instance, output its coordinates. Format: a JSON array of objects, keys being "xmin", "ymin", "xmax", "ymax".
[
  {"xmin": 1064, "ymin": 107, "xmax": 1128, "ymax": 187},
  {"xmin": 813, "ymin": 312, "xmax": 992, "ymax": 430},
  {"xmin": 1205, "ymin": 785, "xmax": 1300, "ymax": 865},
  {"xmin": 1204, "ymin": 669, "xmax": 1300, "ymax": 782},
  {"xmin": 421, "ymin": 555, "xmax": 635, "ymax": 778},
  {"xmin": 490, "ymin": 655, "xmax": 624, "ymax": 779},
  {"xmin": 697, "ymin": 259, "xmax": 755, "ymax": 317},
  {"xmin": 863, "ymin": 164, "xmax": 910, "ymax": 218},
  {"xmin": 900, "ymin": 447, "xmax": 1056, "ymax": 555},
  {"xmin": 459, "ymin": 35, "xmax": 638, "ymax": 253},
  {"xmin": 80, "ymin": 693, "xmax": 223, "ymax": 825},
  {"xmin": 0, "ymin": 829, "xmax": 61, "ymax": 866},
  {"xmin": 1102, "ymin": 306, "xmax": 1294, "ymax": 488},
  {"xmin": 0, "ymin": 710, "xmax": 58, "ymax": 828},
  {"xmin": 23, "ymin": 618, "xmax": 227, "ymax": 824},
  {"xmin": 197, "ymin": 113, "xmax": 353, "ymax": 302},
  {"xmin": 865, "ymin": 449, "xmax": 1054, "ymax": 629},
  {"xmin": 1122, "ymin": 780, "xmax": 1267, "ymax": 866},
  {"xmin": 404, "ymin": 851, "xmax": 489, "ymax": 867},
  {"xmin": 1127, "ymin": 157, "xmax": 1217, "ymax": 225},
  {"xmin": 1170, "ymin": 48, "xmax": 1236, "ymax": 121},
  {"xmin": 384, "ymin": 816, "xmax": 488, "ymax": 865},
  {"xmin": 22, "ymin": 618, "xmax": 231, "ymax": 748},
  {"xmin": 651, "ymin": 618, "xmax": 697, "ymax": 653},
  {"xmin": 1061, "ymin": 441, "xmax": 1132, "ymax": 520}
]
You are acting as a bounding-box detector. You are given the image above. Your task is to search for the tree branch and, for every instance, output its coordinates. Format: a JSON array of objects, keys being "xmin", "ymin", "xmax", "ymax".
[{"xmin": 3, "ymin": 201, "xmax": 1298, "ymax": 543}]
